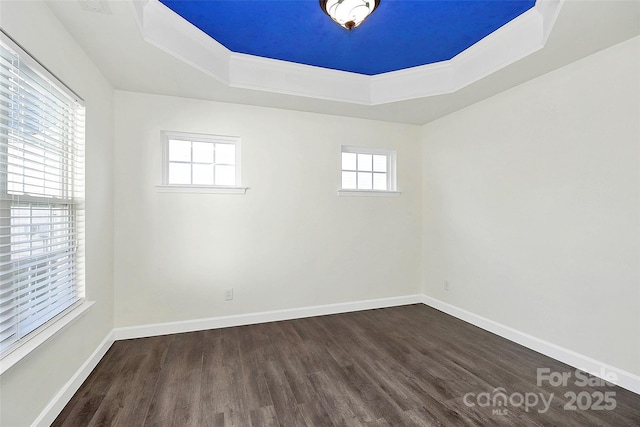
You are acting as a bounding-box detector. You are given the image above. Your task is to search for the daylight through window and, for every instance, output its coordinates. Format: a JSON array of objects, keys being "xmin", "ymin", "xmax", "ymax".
[
  {"xmin": 0, "ymin": 31, "xmax": 85, "ymax": 357},
  {"xmin": 341, "ymin": 146, "xmax": 396, "ymax": 191},
  {"xmin": 163, "ymin": 132, "xmax": 240, "ymax": 187}
]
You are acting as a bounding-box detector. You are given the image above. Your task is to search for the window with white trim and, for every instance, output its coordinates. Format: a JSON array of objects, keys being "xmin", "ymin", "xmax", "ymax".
[
  {"xmin": 0, "ymin": 31, "xmax": 85, "ymax": 358},
  {"xmin": 160, "ymin": 131, "xmax": 245, "ymax": 193},
  {"xmin": 341, "ymin": 146, "xmax": 396, "ymax": 192}
]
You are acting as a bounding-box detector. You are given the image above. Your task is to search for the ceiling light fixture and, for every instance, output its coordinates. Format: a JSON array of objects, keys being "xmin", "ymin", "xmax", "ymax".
[{"xmin": 320, "ymin": 0, "xmax": 380, "ymax": 31}]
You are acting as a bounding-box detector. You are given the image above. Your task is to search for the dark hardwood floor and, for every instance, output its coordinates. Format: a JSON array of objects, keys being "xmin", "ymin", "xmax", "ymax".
[{"xmin": 52, "ymin": 304, "xmax": 640, "ymax": 426}]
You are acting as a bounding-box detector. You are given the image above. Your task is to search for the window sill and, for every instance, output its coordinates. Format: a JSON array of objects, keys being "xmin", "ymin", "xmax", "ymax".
[
  {"xmin": 338, "ymin": 189, "xmax": 401, "ymax": 197},
  {"xmin": 0, "ymin": 300, "xmax": 94, "ymax": 375},
  {"xmin": 156, "ymin": 185, "xmax": 249, "ymax": 195}
]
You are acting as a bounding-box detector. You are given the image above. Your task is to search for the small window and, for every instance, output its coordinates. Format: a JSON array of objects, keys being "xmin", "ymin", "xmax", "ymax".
[
  {"xmin": 340, "ymin": 146, "xmax": 398, "ymax": 195},
  {"xmin": 159, "ymin": 132, "xmax": 246, "ymax": 194}
]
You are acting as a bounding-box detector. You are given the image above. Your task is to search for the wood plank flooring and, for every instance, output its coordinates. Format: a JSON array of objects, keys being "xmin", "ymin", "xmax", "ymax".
[{"xmin": 52, "ymin": 304, "xmax": 640, "ymax": 426}]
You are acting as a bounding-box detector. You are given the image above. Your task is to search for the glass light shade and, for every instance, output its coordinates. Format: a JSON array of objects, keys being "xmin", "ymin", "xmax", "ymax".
[{"xmin": 320, "ymin": 0, "xmax": 380, "ymax": 30}]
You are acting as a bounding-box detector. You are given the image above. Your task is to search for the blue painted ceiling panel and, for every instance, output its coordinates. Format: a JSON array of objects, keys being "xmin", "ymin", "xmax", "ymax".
[{"xmin": 159, "ymin": 0, "xmax": 535, "ymax": 75}]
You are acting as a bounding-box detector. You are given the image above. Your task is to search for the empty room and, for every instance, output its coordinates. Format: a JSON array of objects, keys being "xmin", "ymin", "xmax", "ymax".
[{"xmin": 0, "ymin": 0, "xmax": 639, "ymax": 425}]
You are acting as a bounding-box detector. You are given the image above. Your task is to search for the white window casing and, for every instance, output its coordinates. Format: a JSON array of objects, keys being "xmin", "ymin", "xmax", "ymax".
[
  {"xmin": 0, "ymin": 30, "xmax": 89, "ymax": 371},
  {"xmin": 339, "ymin": 145, "xmax": 400, "ymax": 197},
  {"xmin": 157, "ymin": 131, "xmax": 248, "ymax": 194}
]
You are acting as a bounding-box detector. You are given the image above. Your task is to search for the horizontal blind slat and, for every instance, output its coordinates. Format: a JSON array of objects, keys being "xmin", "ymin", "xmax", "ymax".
[
  {"xmin": 0, "ymin": 121, "xmax": 78, "ymax": 159},
  {"xmin": 14, "ymin": 292, "xmax": 79, "ymax": 337},
  {"xmin": 0, "ymin": 86, "xmax": 76, "ymax": 130},
  {"xmin": 8, "ymin": 274, "xmax": 78, "ymax": 315},
  {"xmin": 0, "ymin": 229, "xmax": 76, "ymax": 247},
  {"xmin": 0, "ymin": 246, "xmax": 76, "ymax": 274},
  {"xmin": 1, "ymin": 63, "xmax": 77, "ymax": 112},
  {"xmin": 0, "ymin": 254, "xmax": 77, "ymax": 287},
  {"xmin": 0, "ymin": 31, "xmax": 85, "ymax": 357},
  {"xmin": 0, "ymin": 93, "xmax": 82, "ymax": 136},
  {"xmin": 0, "ymin": 280, "xmax": 79, "ymax": 337}
]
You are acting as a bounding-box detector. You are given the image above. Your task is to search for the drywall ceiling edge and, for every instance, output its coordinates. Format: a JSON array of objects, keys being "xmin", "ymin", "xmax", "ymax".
[{"xmin": 130, "ymin": 0, "xmax": 563, "ymax": 106}]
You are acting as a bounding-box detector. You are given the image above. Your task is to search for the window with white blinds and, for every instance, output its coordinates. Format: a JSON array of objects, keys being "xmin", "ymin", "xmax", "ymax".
[{"xmin": 0, "ymin": 31, "xmax": 85, "ymax": 358}]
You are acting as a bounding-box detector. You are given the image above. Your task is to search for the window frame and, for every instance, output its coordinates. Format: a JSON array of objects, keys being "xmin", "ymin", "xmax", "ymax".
[
  {"xmin": 157, "ymin": 131, "xmax": 247, "ymax": 194},
  {"xmin": 338, "ymin": 145, "xmax": 400, "ymax": 197},
  {"xmin": 0, "ymin": 29, "xmax": 92, "ymax": 374}
]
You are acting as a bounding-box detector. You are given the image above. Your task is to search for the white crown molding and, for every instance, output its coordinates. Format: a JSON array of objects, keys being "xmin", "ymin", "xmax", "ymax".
[
  {"xmin": 229, "ymin": 53, "xmax": 372, "ymax": 104},
  {"xmin": 370, "ymin": 4, "xmax": 546, "ymax": 104},
  {"xmin": 131, "ymin": 0, "xmax": 231, "ymax": 84},
  {"xmin": 537, "ymin": 0, "xmax": 564, "ymax": 45},
  {"xmin": 131, "ymin": 0, "xmax": 563, "ymax": 105}
]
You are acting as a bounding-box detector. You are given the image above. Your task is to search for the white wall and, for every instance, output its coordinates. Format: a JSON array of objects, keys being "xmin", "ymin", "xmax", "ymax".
[
  {"xmin": 0, "ymin": 2, "xmax": 115, "ymax": 426},
  {"xmin": 421, "ymin": 37, "xmax": 640, "ymax": 375},
  {"xmin": 0, "ymin": 3, "xmax": 637, "ymax": 424},
  {"xmin": 114, "ymin": 92, "xmax": 422, "ymax": 327}
]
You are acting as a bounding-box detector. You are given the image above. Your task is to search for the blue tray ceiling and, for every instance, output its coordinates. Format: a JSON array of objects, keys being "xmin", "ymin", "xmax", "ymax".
[{"xmin": 159, "ymin": 0, "xmax": 536, "ymax": 75}]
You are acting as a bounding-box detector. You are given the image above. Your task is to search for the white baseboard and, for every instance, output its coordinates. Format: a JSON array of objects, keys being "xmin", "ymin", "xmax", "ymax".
[
  {"xmin": 420, "ymin": 295, "xmax": 640, "ymax": 395},
  {"xmin": 32, "ymin": 332, "xmax": 115, "ymax": 427},
  {"xmin": 33, "ymin": 295, "xmax": 419, "ymax": 426},
  {"xmin": 34, "ymin": 293, "xmax": 639, "ymax": 427},
  {"xmin": 114, "ymin": 294, "xmax": 423, "ymax": 341}
]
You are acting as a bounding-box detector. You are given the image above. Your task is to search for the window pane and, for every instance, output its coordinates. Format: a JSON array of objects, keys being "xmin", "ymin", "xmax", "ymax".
[
  {"xmin": 342, "ymin": 152, "xmax": 356, "ymax": 170},
  {"xmin": 215, "ymin": 165, "xmax": 236, "ymax": 186},
  {"xmin": 193, "ymin": 141, "xmax": 214, "ymax": 163},
  {"xmin": 193, "ymin": 164, "xmax": 214, "ymax": 185},
  {"xmin": 0, "ymin": 33, "xmax": 84, "ymax": 356},
  {"xmin": 342, "ymin": 171, "xmax": 357, "ymax": 189},
  {"xmin": 169, "ymin": 140, "xmax": 191, "ymax": 162},
  {"xmin": 169, "ymin": 163, "xmax": 191, "ymax": 184},
  {"xmin": 357, "ymin": 172, "xmax": 372, "ymax": 190},
  {"xmin": 373, "ymin": 173, "xmax": 387, "ymax": 190},
  {"xmin": 373, "ymin": 155, "xmax": 387, "ymax": 172},
  {"xmin": 357, "ymin": 154, "xmax": 372, "ymax": 171},
  {"xmin": 215, "ymin": 143, "xmax": 235, "ymax": 165}
]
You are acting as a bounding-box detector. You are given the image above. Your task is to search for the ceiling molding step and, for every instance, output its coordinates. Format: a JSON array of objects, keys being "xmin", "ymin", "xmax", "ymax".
[
  {"xmin": 130, "ymin": 0, "xmax": 563, "ymax": 106},
  {"xmin": 369, "ymin": 4, "xmax": 551, "ymax": 104},
  {"xmin": 229, "ymin": 53, "xmax": 372, "ymax": 105},
  {"xmin": 135, "ymin": 0, "xmax": 231, "ymax": 84},
  {"xmin": 450, "ymin": 6, "xmax": 544, "ymax": 94},
  {"xmin": 537, "ymin": 0, "xmax": 565, "ymax": 44}
]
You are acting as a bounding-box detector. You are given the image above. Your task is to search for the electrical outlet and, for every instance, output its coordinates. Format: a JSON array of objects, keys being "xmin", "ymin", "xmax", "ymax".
[
  {"xmin": 444, "ymin": 280, "xmax": 450, "ymax": 291},
  {"xmin": 224, "ymin": 288, "xmax": 233, "ymax": 301}
]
